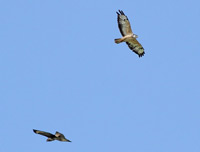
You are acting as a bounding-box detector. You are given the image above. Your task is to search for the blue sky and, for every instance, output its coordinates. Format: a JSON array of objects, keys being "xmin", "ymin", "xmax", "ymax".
[{"xmin": 1, "ymin": 0, "xmax": 200, "ymax": 152}]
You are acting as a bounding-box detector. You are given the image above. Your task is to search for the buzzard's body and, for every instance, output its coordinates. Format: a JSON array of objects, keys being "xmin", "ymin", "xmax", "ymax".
[
  {"xmin": 33, "ymin": 129, "xmax": 71, "ymax": 142},
  {"xmin": 115, "ymin": 10, "xmax": 145, "ymax": 57}
]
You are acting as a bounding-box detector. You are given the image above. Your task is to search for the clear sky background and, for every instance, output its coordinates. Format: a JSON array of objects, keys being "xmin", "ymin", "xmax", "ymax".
[{"xmin": 1, "ymin": 0, "xmax": 200, "ymax": 152}]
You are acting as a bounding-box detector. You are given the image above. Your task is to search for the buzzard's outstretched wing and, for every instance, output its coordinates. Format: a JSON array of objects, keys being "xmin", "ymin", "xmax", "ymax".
[
  {"xmin": 33, "ymin": 129, "xmax": 55, "ymax": 138},
  {"xmin": 117, "ymin": 10, "xmax": 133, "ymax": 36},
  {"xmin": 126, "ymin": 38, "xmax": 145, "ymax": 57}
]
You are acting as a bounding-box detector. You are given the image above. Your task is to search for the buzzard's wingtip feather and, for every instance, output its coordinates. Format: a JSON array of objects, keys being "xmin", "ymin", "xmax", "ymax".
[
  {"xmin": 138, "ymin": 52, "xmax": 145, "ymax": 57},
  {"xmin": 119, "ymin": 10, "xmax": 125, "ymax": 15}
]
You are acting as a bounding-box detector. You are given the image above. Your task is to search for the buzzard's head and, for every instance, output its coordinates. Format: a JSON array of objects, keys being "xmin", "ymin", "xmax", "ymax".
[{"xmin": 133, "ymin": 34, "xmax": 138, "ymax": 38}]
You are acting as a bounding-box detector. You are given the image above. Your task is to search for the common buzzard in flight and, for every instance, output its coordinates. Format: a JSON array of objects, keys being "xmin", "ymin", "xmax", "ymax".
[
  {"xmin": 33, "ymin": 129, "xmax": 71, "ymax": 142},
  {"xmin": 115, "ymin": 10, "xmax": 145, "ymax": 57}
]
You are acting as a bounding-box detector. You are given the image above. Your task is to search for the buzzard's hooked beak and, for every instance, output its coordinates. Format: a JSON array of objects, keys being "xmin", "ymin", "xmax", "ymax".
[{"xmin": 133, "ymin": 34, "xmax": 138, "ymax": 38}]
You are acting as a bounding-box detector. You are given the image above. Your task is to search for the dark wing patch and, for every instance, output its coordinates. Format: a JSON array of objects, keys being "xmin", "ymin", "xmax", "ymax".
[{"xmin": 33, "ymin": 129, "xmax": 55, "ymax": 138}]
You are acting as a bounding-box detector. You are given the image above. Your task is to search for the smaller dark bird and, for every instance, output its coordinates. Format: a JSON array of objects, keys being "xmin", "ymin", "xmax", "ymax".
[{"xmin": 33, "ymin": 129, "xmax": 71, "ymax": 142}]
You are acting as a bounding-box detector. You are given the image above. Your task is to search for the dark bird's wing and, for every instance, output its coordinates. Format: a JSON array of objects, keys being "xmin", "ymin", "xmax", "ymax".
[{"xmin": 33, "ymin": 129, "xmax": 55, "ymax": 138}]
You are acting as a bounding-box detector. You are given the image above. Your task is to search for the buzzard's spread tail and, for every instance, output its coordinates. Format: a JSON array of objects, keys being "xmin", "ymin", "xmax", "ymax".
[{"xmin": 115, "ymin": 38, "xmax": 123, "ymax": 44}]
